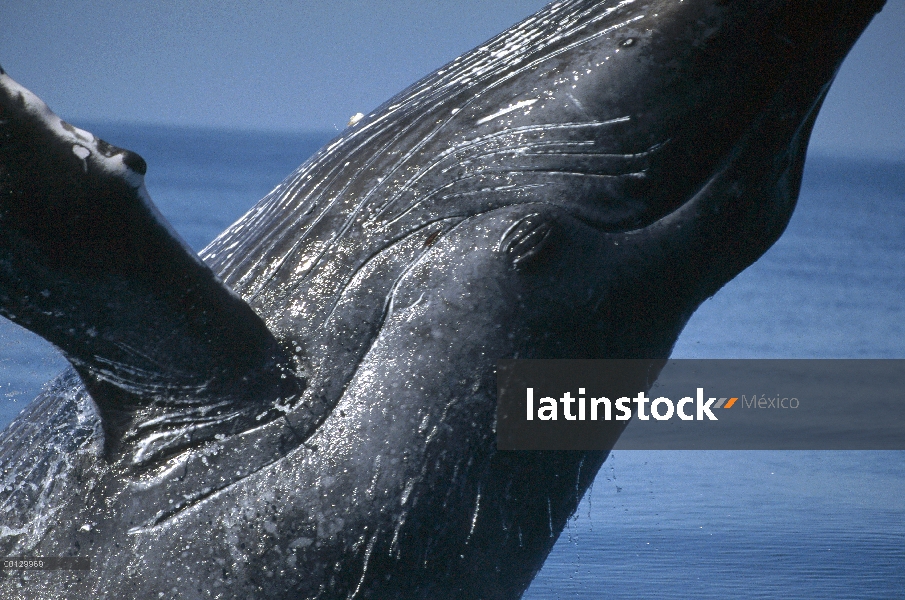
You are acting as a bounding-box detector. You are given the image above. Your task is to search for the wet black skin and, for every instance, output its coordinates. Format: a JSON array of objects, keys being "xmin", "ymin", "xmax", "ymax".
[{"xmin": 0, "ymin": 1, "xmax": 886, "ymax": 598}]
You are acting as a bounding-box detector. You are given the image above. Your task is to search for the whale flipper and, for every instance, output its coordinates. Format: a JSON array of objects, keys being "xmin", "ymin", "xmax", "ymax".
[{"xmin": 0, "ymin": 71, "xmax": 304, "ymax": 466}]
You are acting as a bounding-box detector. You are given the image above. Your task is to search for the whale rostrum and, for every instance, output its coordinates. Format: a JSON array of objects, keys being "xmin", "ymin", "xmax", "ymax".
[{"xmin": 0, "ymin": 1, "xmax": 885, "ymax": 598}]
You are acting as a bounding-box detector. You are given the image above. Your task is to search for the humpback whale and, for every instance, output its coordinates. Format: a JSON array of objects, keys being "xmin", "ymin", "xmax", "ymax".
[{"xmin": 0, "ymin": 1, "xmax": 885, "ymax": 598}]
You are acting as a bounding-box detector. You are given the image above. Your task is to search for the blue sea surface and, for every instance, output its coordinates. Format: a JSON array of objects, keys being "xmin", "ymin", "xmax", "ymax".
[{"xmin": 0, "ymin": 126, "xmax": 903, "ymax": 598}]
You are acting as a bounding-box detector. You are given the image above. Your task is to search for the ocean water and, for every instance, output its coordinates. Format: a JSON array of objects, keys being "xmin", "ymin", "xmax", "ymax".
[{"xmin": 1, "ymin": 126, "xmax": 903, "ymax": 598}]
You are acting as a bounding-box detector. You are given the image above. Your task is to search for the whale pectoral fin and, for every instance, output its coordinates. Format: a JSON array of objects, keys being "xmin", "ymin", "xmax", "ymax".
[{"xmin": 0, "ymin": 70, "xmax": 303, "ymax": 465}]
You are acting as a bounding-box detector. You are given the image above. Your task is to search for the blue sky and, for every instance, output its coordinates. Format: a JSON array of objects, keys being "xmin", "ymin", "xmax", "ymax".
[{"xmin": 1, "ymin": 0, "xmax": 903, "ymax": 157}]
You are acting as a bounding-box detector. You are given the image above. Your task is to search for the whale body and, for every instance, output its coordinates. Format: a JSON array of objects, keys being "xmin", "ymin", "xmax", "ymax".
[{"xmin": 0, "ymin": 1, "xmax": 885, "ymax": 598}]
